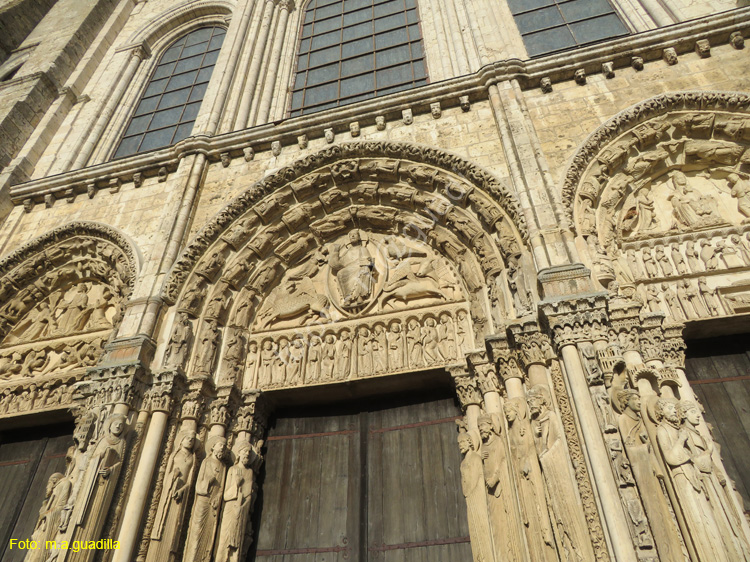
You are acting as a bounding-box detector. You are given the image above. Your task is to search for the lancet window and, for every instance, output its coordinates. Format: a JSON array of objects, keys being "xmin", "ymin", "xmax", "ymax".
[{"xmin": 113, "ymin": 26, "xmax": 226, "ymax": 158}]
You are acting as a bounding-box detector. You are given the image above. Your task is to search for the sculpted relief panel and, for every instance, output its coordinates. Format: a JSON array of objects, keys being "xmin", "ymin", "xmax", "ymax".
[
  {"xmin": 163, "ymin": 144, "xmax": 531, "ymax": 393},
  {"xmin": 0, "ymin": 224, "xmax": 136, "ymax": 417},
  {"xmin": 570, "ymin": 102, "xmax": 750, "ymax": 323}
]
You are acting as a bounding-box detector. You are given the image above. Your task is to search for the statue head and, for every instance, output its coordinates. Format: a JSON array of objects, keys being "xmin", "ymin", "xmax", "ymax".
[
  {"xmin": 654, "ymin": 398, "xmax": 679, "ymax": 424},
  {"xmin": 672, "ymin": 170, "xmax": 687, "ymax": 188},
  {"xmin": 107, "ymin": 414, "xmax": 127, "ymax": 437},
  {"xmin": 179, "ymin": 430, "xmax": 197, "ymax": 451},
  {"xmin": 728, "ymin": 173, "xmax": 740, "ymax": 186},
  {"xmin": 526, "ymin": 385, "xmax": 550, "ymax": 417},
  {"xmin": 234, "ymin": 441, "xmax": 253, "ymax": 466},
  {"xmin": 348, "ymin": 230, "xmax": 362, "ymax": 245},
  {"xmin": 46, "ymin": 472, "xmax": 64, "ymax": 496},
  {"xmin": 207, "ymin": 436, "xmax": 227, "ymax": 460},
  {"xmin": 676, "ymin": 401, "xmax": 701, "ymax": 426},
  {"xmin": 616, "ymin": 389, "xmax": 640, "ymax": 413},
  {"xmin": 503, "ymin": 399, "xmax": 522, "ymax": 423}
]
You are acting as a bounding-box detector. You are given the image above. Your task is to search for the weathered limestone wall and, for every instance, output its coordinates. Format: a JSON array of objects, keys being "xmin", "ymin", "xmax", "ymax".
[
  {"xmin": 525, "ymin": 42, "xmax": 750, "ymax": 184},
  {"xmin": 192, "ymin": 100, "xmax": 509, "ymax": 236}
]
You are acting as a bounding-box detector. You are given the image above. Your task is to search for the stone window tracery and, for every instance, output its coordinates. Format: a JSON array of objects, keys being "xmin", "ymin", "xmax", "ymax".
[
  {"xmin": 289, "ymin": 0, "xmax": 428, "ymax": 117},
  {"xmin": 508, "ymin": 0, "xmax": 629, "ymax": 57},
  {"xmin": 113, "ymin": 26, "xmax": 226, "ymax": 159}
]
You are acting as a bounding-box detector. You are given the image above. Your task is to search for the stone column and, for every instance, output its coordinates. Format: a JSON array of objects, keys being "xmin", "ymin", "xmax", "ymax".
[
  {"xmin": 69, "ymin": 44, "xmax": 149, "ymax": 170},
  {"xmin": 254, "ymin": 0, "xmax": 293, "ymax": 126},
  {"xmin": 236, "ymin": 0, "xmax": 276, "ymax": 129},
  {"xmin": 113, "ymin": 375, "xmax": 178, "ymax": 562},
  {"xmin": 541, "ymin": 297, "xmax": 638, "ymax": 562}
]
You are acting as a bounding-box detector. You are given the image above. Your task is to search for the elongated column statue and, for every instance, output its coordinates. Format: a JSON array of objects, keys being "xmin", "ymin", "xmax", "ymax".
[
  {"xmin": 215, "ymin": 439, "xmax": 263, "ymax": 562},
  {"xmin": 527, "ymin": 385, "xmax": 596, "ymax": 562},
  {"xmin": 654, "ymin": 398, "xmax": 730, "ymax": 562},
  {"xmin": 504, "ymin": 398, "xmax": 557, "ymax": 561},
  {"xmin": 68, "ymin": 414, "xmax": 128, "ymax": 562},
  {"xmin": 147, "ymin": 430, "xmax": 197, "ymax": 562},
  {"xmin": 478, "ymin": 413, "xmax": 525, "ymax": 562},
  {"xmin": 678, "ymin": 401, "xmax": 750, "ymax": 561},
  {"xmin": 615, "ymin": 389, "xmax": 684, "ymax": 561},
  {"xmin": 457, "ymin": 427, "xmax": 496, "ymax": 562},
  {"xmin": 183, "ymin": 435, "xmax": 227, "ymax": 562}
]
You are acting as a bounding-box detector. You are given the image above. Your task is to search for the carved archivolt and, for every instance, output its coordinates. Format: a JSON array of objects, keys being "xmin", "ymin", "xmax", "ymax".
[
  {"xmin": 161, "ymin": 143, "xmax": 530, "ymax": 390},
  {"xmin": 563, "ymin": 91, "xmax": 750, "ymax": 218},
  {"xmin": 567, "ymin": 93, "xmax": 750, "ymax": 321},
  {"xmin": 0, "ymin": 222, "xmax": 139, "ymax": 413},
  {"xmin": 163, "ymin": 142, "xmax": 528, "ymax": 303}
]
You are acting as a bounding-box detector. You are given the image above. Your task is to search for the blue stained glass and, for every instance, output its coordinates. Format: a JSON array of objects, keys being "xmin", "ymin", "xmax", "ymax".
[
  {"xmin": 290, "ymin": 0, "xmax": 427, "ymax": 116},
  {"xmin": 113, "ymin": 26, "xmax": 225, "ymax": 159}
]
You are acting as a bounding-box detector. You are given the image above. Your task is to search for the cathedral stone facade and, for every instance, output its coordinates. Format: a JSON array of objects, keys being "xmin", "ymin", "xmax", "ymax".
[{"xmin": 0, "ymin": 0, "xmax": 749, "ymax": 560}]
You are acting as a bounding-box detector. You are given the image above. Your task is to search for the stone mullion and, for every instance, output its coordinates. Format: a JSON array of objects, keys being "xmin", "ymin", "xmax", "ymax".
[
  {"xmin": 543, "ymin": 302, "xmax": 640, "ymax": 562},
  {"xmin": 254, "ymin": 0, "xmax": 293, "ymax": 126},
  {"xmin": 69, "ymin": 44, "xmax": 150, "ymax": 170},
  {"xmin": 235, "ymin": 0, "xmax": 276, "ymax": 129}
]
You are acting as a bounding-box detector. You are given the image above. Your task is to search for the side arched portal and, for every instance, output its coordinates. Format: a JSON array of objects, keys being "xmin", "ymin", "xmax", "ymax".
[{"xmin": 0, "ymin": 221, "xmax": 139, "ymax": 417}]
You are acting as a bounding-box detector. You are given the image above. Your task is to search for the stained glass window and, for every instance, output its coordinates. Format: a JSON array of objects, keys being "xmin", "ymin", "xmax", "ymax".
[
  {"xmin": 113, "ymin": 26, "xmax": 225, "ymax": 158},
  {"xmin": 290, "ymin": 0, "xmax": 427, "ymax": 117}
]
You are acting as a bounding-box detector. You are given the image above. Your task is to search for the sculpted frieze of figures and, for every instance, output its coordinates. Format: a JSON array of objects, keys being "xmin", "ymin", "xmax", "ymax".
[
  {"xmin": 0, "ymin": 378, "xmax": 76, "ymax": 416},
  {"xmin": 0, "ymin": 335, "xmax": 105, "ymax": 381},
  {"xmin": 248, "ymin": 304, "xmax": 472, "ymax": 390}
]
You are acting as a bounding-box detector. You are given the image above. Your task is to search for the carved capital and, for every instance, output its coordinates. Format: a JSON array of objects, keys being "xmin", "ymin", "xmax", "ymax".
[
  {"xmin": 541, "ymin": 295, "xmax": 608, "ymax": 348},
  {"xmin": 81, "ymin": 362, "xmax": 149, "ymax": 408},
  {"xmin": 232, "ymin": 391, "xmax": 271, "ymax": 438},
  {"xmin": 661, "ymin": 321, "xmax": 686, "ymax": 368},
  {"xmin": 467, "ymin": 351, "xmax": 500, "ymax": 395},
  {"xmin": 638, "ymin": 312, "xmax": 666, "ymax": 363},
  {"xmin": 509, "ymin": 322, "xmax": 554, "ymax": 368},
  {"xmin": 448, "ymin": 363, "xmax": 481, "ymax": 410},
  {"xmin": 485, "ymin": 334, "xmax": 524, "ymax": 382},
  {"xmin": 143, "ymin": 371, "xmax": 185, "ymax": 413}
]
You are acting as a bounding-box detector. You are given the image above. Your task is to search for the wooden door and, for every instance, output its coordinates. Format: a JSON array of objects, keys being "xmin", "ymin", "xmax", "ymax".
[
  {"xmin": 0, "ymin": 423, "xmax": 73, "ymax": 562},
  {"xmin": 252, "ymin": 394, "xmax": 471, "ymax": 562},
  {"xmin": 685, "ymin": 334, "xmax": 750, "ymax": 510}
]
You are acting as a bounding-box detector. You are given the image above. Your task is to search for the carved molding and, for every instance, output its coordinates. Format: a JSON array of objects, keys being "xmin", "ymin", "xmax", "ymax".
[
  {"xmin": 162, "ymin": 142, "xmax": 528, "ymax": 305},
  {"xmin": 563, "ymin": 91, "xmax": 750, "ymax": 220},
  {"xmin": 0, "ymin": 221, "xmax": 139, "ymax": 289},
  {"xmin": 548, "ymin": 360, "xmax": 611, "ymax": 562}
]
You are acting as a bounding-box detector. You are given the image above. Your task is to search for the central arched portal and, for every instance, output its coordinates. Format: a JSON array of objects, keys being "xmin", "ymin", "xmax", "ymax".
[{"xmin": 159, "ymin": 142, "xmax": 530, "ymax": 562}]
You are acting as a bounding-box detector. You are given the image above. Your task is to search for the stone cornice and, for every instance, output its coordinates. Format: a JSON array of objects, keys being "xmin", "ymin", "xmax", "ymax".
[{"xmin": 8, "ymin": 8, "xmax": 748, "ymax": 203}]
